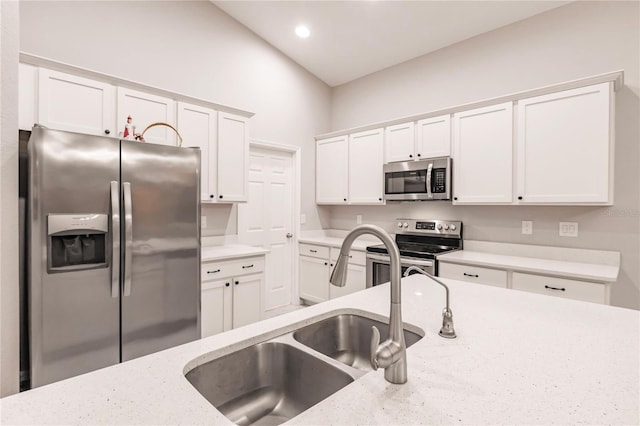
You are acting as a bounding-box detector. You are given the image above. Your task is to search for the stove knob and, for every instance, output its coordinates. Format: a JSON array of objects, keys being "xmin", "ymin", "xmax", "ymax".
[
  {"xmin": 444, "ymin": 224, "xmax": 450, "ymax": 230},
  {"xmin": 403, "ymin": 222, "xmax": 409, "ymax": 228},
  {"xmin": 437, "ymin": 224, "xmax": 443, "ymax": 230},
  {"xmin": 397, "ymin": 222, "xmax": 403, "ymax": 228},
  {"xmin": 450, "ymin": 224, "xmax": 457, "ymax": 231}
]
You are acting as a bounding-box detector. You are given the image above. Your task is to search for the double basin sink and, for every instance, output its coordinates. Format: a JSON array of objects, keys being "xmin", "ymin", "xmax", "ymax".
[{"xmin": 185, "ymin": 313, "xmax": 424, "ymax": 426}]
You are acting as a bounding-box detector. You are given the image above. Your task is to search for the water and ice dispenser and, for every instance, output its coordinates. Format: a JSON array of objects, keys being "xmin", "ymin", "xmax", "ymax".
[{"xmin": 47, "ymin": 214, "xmax": 109, "ymax": 272}]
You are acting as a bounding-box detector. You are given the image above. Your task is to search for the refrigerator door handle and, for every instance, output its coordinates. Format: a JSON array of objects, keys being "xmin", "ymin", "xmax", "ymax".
[
  {"xmin": 110, "ymin": 181, "xmax": 120, "ymax": 298},
  {"xmin": 123, "ymin": 182, "xmax": 133, "ymax": 297}
]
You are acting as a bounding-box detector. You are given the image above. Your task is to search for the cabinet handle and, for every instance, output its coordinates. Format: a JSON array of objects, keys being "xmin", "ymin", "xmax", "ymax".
[
  {"xmin": 209, "ymin": 194, "xmax": 214, "ymax": 199},
  {"xmin": 310, "ymin": 249, "xmax": 317, "ymax": 253},
  {"xmin": 225, "ymin": 282, "xmax": 230, "ymax": 287},
  {"xmin": 463, "ymin": 273, "xmax": 478, "ymax": 278},
  {"xmin": 235, "ymin": 281, "xmax": 239, "ymax": 285},
  {"xmin": 104, "ymin": 129, "xmax": 111, "ymax": 135},
  {"xmin": 544, "ymin": 285, "xmax": 566, "ymax": 292},
  {"xmin": 518, "ymin": 196, "xmax": 523, "ymax": 200},
  {"xmin": 242, "ymin": 264, "xmax": 254, "ymax": 269},
  {"xmin": 207, "ymin": 269, "xmax": 221, "ymax": 274}
]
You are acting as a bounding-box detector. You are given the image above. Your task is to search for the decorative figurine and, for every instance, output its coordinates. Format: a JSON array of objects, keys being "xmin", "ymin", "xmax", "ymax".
[{"xmin": 122, "ymin": 115, "xmax": 136, "ymax": 140}]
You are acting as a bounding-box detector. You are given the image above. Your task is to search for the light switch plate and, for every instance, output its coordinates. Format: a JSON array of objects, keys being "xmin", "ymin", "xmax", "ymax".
[
  {"xmin": 300, "ymin": 214, "xmax": 306, "ymax": 225},
  {"xmin": 521, "ymin": 221, "xmax": 533, "ymax": 235},
  {"xmin": 201, "ymin": 216, "xmax": 207, "ymax": 229},
  {"xmin": 356, "ymin": 214, "xmax": 362, "ymax": 225},
  {"xmin": 559, "ymin": 222, "xmax": 578, "ymax": 237}
]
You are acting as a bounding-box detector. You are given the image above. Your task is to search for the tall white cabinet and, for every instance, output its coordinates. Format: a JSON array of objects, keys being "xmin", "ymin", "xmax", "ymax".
[
  {"xmin": 452, "ymin": 102, "xmax": 513, "ymax": 204},
  {"xmin": 516, "ymin": 82, "xmax": 614, "ymax": 205},
  {"xmin": 217, "ymin": 112, "xmax": 249, "ymax": 202}
]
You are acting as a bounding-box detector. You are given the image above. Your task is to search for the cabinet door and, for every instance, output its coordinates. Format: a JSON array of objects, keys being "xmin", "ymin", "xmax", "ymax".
[
  {"xmin": 217, "ymin": 112, "xmax": 249, "ymax": 202},
  {"xmin": 452, "ymin": 102, "xmax": 513, "ymax": 204},
  {"xmin": 316, "ymin": 136, "xmax": 348, "ymax": 204},
  {"xmin": 516, "ymin": 83, "xmax": 613, "ymax": 205},
  {"xmin": 177, "ymin": 102, "xmax": 217, "ymax": 202},
  {"xmin": 299, "ymin": 256, "xmax": 329, "ymax": 303},
  {"xmin": 19, "ymin": 63, "xmax": 38, "ymax": 131},
  {"xmin": 232, "ymin": 273, "xmax": 262, "ymax": 328},
  {"xmin": 117, "ymin": 87, "xmax": 176, "ymax": 145},
  {"xmin": 38, "ymin": 68, "xmax": 116, "ymax": 136},
  {"xmin": 349, "ymin": 128, "xmax": 384, "ymax": 204},
  {"xmin": 385, "ymin": 122, "xmax": 415, "ymax": 163},
  {"xmin": 416, "ymin": 115, "xmax": 451, "ymax": 159},
  {"xmin": 329, "ymin": 263, "xmax": 366, "ymax": 299},
  {"xmin": 201, "ymin": 279, "xmax": 230, "ymax": 338},
  {"xmin": 512, "ymin": 272, "xmax": 607, "ymax": 304}
]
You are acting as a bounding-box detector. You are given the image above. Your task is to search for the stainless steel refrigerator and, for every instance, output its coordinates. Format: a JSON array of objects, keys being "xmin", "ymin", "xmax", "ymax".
[{"xmin": 26, "ymin": 125, "xmax": 200, "ymax": 388}]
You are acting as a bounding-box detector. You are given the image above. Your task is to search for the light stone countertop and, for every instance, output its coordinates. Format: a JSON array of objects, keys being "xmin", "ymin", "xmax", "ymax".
[
  {"xmin": 1, "ymin": 275, "xmax": 638, "ymax": 425},
  {"xmin": 298, "ymin": 229, "xmax": 380, "ymax": 252},
  {"xmin": 201, "ymin": 244, "xmax": 269, "ymax": 262}
]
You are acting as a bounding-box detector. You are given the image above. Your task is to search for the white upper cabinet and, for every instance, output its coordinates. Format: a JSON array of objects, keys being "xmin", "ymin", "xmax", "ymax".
[
  {"xmin": 416, "ymin": 115, "xmax": 451, "ymax": 159},
  {"xmin": 349, "ymin": 128, "xmax": 384, "ymax": 204},
  {"xmin": 217, "ymin": 112, "xmax": 249, "ymax": 202},
  {"xmin": 38, "ymin": 68, "xmax": 116, "ymax": 137},
  {"xmin": 177, "ymin": 102, "xmax": 217, "ymax": 202},
  {"xmin": 117, "ymin": 87, "xmax": 176, "ymax": 146},
  {"xmin": 316, "ymin": 135, "xmax": 349, "ymax": 204},
  {"xmin": 452, "ymin": 102, "xmax": 513, "ymax": 204},
  {"xmin": 385, "ymin": 122, "xmax": 415, "ymax": 163},
  {"xmin": 516, "ymin": 82, "xmax": 614, "ymax": 205}
]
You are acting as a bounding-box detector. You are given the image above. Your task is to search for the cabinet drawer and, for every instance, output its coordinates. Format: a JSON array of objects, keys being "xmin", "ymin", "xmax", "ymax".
[
  {"xmin": 299, "ymin": 243, "xmax": 329, "ymax": 259},
  {"xmin": 512, "ymin": 272, "xmax": 606, "ymax": 304},
  {"xmin": 439, "ymin": 262, "xmax": 507, "ymax": 288},
  {"xmin": 202, "ymin": 256, "xmax": 265, "ymax": 282},
  {"xmin": 330, "ymin": 247, "xmax": 366, "ymax": 266}
]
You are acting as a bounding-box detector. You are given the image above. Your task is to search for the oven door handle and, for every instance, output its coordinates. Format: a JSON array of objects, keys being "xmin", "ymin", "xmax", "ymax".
[{"xmin": 367, "ymin": 253, "xmax": 434, "ymax": 267}]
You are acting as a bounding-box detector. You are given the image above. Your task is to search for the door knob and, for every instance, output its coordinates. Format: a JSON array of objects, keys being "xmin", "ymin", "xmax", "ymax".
[{"xmin": 286, "ymin": 233, "xmax": 293, "ymax": 238}]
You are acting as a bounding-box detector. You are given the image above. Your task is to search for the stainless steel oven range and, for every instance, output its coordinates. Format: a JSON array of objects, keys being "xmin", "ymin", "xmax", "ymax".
[{"xmin": 366, "ymin": 219, "xmax": 463, "ymax": 287}]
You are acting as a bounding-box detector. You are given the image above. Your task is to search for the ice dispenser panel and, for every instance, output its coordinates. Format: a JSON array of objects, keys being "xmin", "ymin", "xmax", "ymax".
[{"xmin": 47, "ymin": 214, "xmax": 108, "ymax": 272}]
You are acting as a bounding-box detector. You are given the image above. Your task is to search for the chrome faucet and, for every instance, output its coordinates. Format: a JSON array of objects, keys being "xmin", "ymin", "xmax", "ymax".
[
  {"xmin": 329, "ymin": 224, "xmax": 407, "ymax": 384},
  {"xmin": 403, "ymin": 266, "xmax": 456, "ymax": 339}
]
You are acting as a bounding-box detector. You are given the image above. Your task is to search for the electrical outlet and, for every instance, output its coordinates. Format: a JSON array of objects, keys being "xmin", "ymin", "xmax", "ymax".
[
  {"xmin": 559, "ymin": 222, "xmax": 578, "ymax": 237},
  {"xmin": 521, "ymin": 221, "xmax": 533, "ymax": 235},
  {"xmin": 300, "ymin": 214, "xmax": 306, "ymax": 225},
  {"xmin": 201, "ymin": 216, "xmax": 207, "ymax": 229},
  {"xmin": 356, "ymin": 214, "xmax": 362, "ymax": 225}
]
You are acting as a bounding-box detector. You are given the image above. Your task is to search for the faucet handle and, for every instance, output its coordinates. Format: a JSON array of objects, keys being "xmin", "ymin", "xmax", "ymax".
[{"xmin": 370, "ymin": 326, "xmax": 380, "ymax": 370}]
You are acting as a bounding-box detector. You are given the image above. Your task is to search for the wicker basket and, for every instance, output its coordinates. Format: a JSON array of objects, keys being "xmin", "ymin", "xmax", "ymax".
[{"xmin": 139, "ymin": 122, "xmax": 184, "ymax": 147}]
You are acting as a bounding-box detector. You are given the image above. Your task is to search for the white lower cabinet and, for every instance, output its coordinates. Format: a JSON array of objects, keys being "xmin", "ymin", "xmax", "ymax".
[
  {"xmin": 201, "ymin": 256, "xmax": 264, "ymax": 338},
  {"xmin": 298, "ymin": 244, "xmax": 366, "ymax": 304},
  {"xmin": 439, "ymin": 262, "xmax": 508, "ymax": 288},
  {"xmin": 511, "ymin": 272, "xmax": 608, "ymax": 304}
]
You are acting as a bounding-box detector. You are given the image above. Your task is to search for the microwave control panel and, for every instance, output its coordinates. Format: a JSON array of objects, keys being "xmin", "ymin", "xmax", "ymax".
[{"xmin": 432, "ymin": 168, "xmax": 446, "ymax": 193}]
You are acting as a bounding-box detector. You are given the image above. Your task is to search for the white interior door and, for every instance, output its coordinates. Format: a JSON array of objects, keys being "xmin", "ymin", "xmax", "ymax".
[{"xmin": 238, "ymin": 146, "xmax": 294, "ymax": 311}]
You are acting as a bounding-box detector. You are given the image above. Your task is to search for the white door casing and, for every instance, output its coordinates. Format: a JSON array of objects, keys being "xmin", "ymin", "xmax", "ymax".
[{"xmin": 238, "ymin": 145, "xmax": 295, "ymax": 311}]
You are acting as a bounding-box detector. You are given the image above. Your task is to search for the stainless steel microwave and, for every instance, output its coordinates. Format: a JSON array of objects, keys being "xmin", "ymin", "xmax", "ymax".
[{"xmin": 383, "ymin": 157, "xmax": 452, "ymax": 201}]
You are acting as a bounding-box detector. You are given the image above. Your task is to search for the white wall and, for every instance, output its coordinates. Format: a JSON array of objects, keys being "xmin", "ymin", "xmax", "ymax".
[
  {"xmin": 0, "ymin": 0, "xmax": 20, "ymax": 397},
  {"xmin": 329, "ymin": 1, "xmax": 640, "ymax": 309},
  {"xmin": 19, "ymin": 0, "xmax": 333, "ymax": 235}
]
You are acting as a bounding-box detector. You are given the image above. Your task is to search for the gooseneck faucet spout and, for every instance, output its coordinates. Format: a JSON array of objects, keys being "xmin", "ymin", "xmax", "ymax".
[
  {"xmin": 329, "ymin": 224, "xmax": 407, "ymax": 384},
  {"xmin": 404, "ymin": 266, "xmax": 456, "ymax": 339}
]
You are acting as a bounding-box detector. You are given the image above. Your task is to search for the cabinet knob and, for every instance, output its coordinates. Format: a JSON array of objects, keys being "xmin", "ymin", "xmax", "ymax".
[
  {"xmin": 518, "ymin": 196, "xmax": 523, "ymax": 200},
  {"xmin": 324, "ymin": 262, "xmax": 328, "ymax": 266},
  {"xmin": 417, "ymin": 153, "xmax": 421, "ymax": 157},
  {"xmin": 409, "ymin": 154, "xmax": 413, "ymax": 158},
  {"xmin": 219, "ymin": 195, "xmax": 224, "ymax": 199},
  {"xmin": 378, "ymin": 197, "xmax": 382, "ymax": 201},
  {"xmin": 210, "ymin": 194, "xmax": 214, "ymax": 199},
  {"xmin": 235, "ymin": 281, "xmax": 239, "ymax": 285},
  {"xmin": 104, "ymin": 129, "xmax": 110, "ymax": 135},
  {"xmin": 225, "ymin": 282, "xmax": 230, "ymax": 287},
  {"xmin": 453, "ymin": 197, "xmax": 458, "ymax": 201},
  {"xmin": 343, "ymin": 198, "xmax": 347, "ymax": 202}
]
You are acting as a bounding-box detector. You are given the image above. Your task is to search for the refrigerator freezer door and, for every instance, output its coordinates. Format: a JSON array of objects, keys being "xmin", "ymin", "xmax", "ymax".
[
  {"xmin": 29, "ymin": 126, "xmax": 121, "ymax": 388},
  {"xmin": 120, "ymin": 141, "xmax": 200, "ymax": 362}
]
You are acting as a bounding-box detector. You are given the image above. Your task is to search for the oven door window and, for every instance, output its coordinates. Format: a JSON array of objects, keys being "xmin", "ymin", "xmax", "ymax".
[{"xmin": 385, "ymin": 170, "xmax": 427, "ymax": 194}]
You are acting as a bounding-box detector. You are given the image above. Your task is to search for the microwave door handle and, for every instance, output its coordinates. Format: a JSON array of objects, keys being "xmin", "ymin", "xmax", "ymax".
[{"xmin": 426, "ymin": 163, "xmax": 433, "ymax": 199}]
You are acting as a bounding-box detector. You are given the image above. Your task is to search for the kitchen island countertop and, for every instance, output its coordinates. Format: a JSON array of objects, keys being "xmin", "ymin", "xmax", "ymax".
[{"xmin": 1, "ymin": 275, "xmax": 638, "ymax": 425}]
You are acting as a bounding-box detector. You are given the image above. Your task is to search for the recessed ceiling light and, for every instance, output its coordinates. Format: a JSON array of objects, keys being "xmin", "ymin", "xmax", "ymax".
[{"xmin": 295, "ymin": 25, "xmax": 310, "ymax": 39}]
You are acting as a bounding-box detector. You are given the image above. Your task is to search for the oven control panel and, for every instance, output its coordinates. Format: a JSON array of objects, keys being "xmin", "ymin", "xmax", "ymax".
[{"xmin": 396, "ymin": 219, "xmax": 462, "ymax": 237}]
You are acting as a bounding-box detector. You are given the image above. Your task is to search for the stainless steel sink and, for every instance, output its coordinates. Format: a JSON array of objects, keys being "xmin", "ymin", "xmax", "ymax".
[
  {"xmin": 293, "ymin": 314, "xmax": 423, "ymax": 371},
  {"xmin": 185, "ymin": 342, "xmax": 354, "ymax": 426}
]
